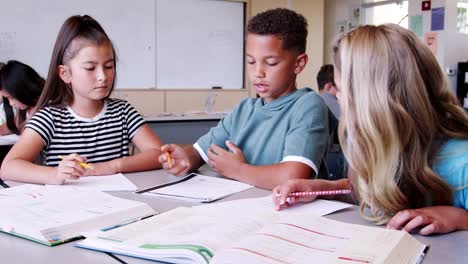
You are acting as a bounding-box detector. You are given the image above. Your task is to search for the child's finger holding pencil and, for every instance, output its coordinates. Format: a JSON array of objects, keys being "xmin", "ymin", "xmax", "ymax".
[{"xmin": 59, "ymin": 154, "xmax": 93, "ymax": 170}]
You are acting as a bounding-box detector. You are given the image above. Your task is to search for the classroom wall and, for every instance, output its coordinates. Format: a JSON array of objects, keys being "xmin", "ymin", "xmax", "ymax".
[
  {"xmin": 323, "ymin": 0, "xmax": 360, "ymax": 64},
  {"xmin": 409, "ymin": 0, "xmax": 468, "ymax": 92},
  {"xmin": 324, "ymin": 0, "xmax": 468, "ymax": 93},
  {"xmin": 118, "ymin": 0, "xmax": 325, "ymax": 115},
  {"xmin": 293, "ymin": 0, "xmax": 325, "ymax": 92},
  {"xmin": 441, "ymin": 0, "xmax": 468, "ymax": 91}
]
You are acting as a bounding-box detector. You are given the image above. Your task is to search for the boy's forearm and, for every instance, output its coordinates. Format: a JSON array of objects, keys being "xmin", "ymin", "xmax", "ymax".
[
  {"xmin": 184, "ymin": 145, "xmax": 205, "ymax": 173},
  {"xmin": 236, "ymin": 162, "xmax": 312, "ymax": 190}
]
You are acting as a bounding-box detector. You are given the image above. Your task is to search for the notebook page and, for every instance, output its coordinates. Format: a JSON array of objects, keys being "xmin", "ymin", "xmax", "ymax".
[
  {"xmin": 0, "ymin": 185, "xmax": 153, "ymax": 243},
  {"xmin": 77, "ymin": 207, "xmax": 280, "ymax": 264},
  {"xmin": 144, "ymin": 174, "xmax": 253, "ymax": 202},
  {"xmin": 212, "ymin": 215, "xmax": 426, "ymax": 264},
  {"xmin": 85, "ymin": 207, "xmax": 275, "ymax": 252}
]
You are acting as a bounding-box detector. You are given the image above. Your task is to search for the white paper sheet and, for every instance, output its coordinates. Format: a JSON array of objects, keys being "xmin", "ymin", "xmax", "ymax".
[
  {"xmin": 59, "ymin": 173, "xmax": 137, "ymax": 192},
  {"xmin": 193, "ymin": 195, "xmax": 353, "ymax": 217},
  {"xmin": 143, "ymin": 174, "xmax": 253, "ymax": 202}
]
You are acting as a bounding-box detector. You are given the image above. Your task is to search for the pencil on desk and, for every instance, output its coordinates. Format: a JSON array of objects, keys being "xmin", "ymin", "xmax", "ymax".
[
  {"xmin": 165, "ymin": 151, "xmax": 173, "ymax": 167},
  {"xmin": 59, "ymin": 155, "xmax": 93, "ymax": 170}
]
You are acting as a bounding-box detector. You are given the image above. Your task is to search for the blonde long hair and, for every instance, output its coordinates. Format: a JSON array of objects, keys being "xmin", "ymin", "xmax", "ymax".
[{"xmin": 333, "ymin": 24, "xmax": 468, "ymax": 224}]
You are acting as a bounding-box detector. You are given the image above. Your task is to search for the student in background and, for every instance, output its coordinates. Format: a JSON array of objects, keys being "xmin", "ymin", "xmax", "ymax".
[
  {"xmin": 159, "ymin": 8, "xmax": 330, "ymax": 190},
  {"xmin": 273, "ymin": 24, "xmax": 468, "ymax": 235},
  {"xmin": 1, "ymin": 15, "xmax": 163, "ymax": 185},
  {"xmin": 317, "ymin": 64, "xmax": 344, "ymax": 180},
  {"xmin": 316, "ymin": 64, "xmax": 340, "ymax": 119},
  {"xmin": 0, "ymin": 60, "xmax": 45, "ymax": 135}
]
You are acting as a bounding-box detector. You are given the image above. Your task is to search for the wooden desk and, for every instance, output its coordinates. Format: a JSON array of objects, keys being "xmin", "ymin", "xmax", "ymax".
[{"xmin": 2, "ymin": 167, "xmax": 467, "ymax": 263}]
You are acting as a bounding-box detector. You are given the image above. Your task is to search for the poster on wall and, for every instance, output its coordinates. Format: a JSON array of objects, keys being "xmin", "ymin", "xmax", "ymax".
[
  {"xmin": 336, "ymin": 21, "xmax": 347, "ymax": 34},
  {"xmin": 431, "ymin": 7, "xmax": 445, "ymax": 31},
  {"xmin": 424, "ymin": 32, "xmax": 438, "ymax": 55},
  {"xmin": 409, "ymin": 15, "xmax": 423, "ymax": 37}
]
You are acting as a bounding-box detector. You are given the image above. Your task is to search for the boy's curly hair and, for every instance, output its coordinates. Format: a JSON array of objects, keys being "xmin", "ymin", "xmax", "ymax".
[{"xmin": 247, "ymin": 8, "xmax": 308, "ymax": 53}]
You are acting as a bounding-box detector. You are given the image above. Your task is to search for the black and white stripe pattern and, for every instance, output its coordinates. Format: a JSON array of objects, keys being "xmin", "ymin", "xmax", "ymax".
[{"xmin": 26, "ymin": 98, "xmax": 144, "ymax": 166}]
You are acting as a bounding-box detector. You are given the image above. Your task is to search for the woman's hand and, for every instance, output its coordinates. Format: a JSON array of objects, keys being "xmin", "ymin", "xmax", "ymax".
[
  {"xmin": 272, "ymin": 179, "xmax": 334, "ymax": 211},
  {"xmin": 387, "ymin": 206, "xmax": 468, "ymax": 235}
]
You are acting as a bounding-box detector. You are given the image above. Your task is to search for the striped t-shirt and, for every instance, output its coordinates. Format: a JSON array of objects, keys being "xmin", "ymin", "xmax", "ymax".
[{"xmin": 26, "ymin": 98, "xmax": 145, "ymax": 166}]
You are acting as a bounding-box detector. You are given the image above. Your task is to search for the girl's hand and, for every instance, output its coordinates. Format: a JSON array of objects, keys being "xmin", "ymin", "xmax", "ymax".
[
  {"xmin": 207, "ymin": 141, "xmax": 246, "ymax": 178},
  {"xmin": 387, "ymin": 206, "xmax": 468, "ymax": 235},
  {"xmin": 272, "ymin": 179, "xmax": 320, "ymax": 210},
  {"xmin": 50, "ymin": 153, "xmax": 87, "ymax": 184},
  {"xmin": 158, "ymin": 144, "xmax": 190, "ymax": 176}
]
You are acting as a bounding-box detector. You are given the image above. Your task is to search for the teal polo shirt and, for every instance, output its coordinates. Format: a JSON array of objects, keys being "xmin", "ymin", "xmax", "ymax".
[{"xmin": 194, "ymin": 88, "xmax": 330, "ymax": 179}]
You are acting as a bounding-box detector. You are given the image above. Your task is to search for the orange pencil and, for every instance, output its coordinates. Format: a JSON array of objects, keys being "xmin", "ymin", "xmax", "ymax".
[
  {"xmin": 59, "ymin": 155, "xmax": 93, "ymax": 170},
  {"xmin": 165, "ymin": 151, "xmax": 173, "ymax": 167}
]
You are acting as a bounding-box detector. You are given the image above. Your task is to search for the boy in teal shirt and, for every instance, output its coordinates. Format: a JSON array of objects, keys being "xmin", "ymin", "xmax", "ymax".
[{"xmin": 159, "ymin": 8, "xmax": 330, "ymax": 190}]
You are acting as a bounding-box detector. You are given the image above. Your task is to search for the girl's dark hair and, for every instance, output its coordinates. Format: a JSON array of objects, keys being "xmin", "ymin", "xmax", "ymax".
[
  {"xmin": 0, "ymin": 60, "xmax": 45, "ymax": 134},
  {"xmin": 36, "ymin": 15, "xmax": 117, "ymax": 110}
]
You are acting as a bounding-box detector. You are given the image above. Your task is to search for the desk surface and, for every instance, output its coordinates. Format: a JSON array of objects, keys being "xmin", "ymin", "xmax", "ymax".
[
  {"xmin": 0, "ymin": 134, "xmax": 19, "ymax": 146},
  {"xmin": 144, "ymin": 112, "xmax": 226, "ymax": 122},
  {"xmin": 2, "ymin": 167, "xmax": 467, "ymax": 264}
]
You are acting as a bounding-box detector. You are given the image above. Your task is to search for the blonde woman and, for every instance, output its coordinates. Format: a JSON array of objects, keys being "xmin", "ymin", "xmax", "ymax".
[{"xmin": 273, "ymin": 24, "xmax": 468, "ymax": 235}]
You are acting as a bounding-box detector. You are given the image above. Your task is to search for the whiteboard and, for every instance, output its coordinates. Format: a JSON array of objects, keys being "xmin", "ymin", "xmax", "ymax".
[
  {"xmin": 0, "ymin": 0, "xmax": 244, "ymax": 89},
  {"xmin": 0, "ymin": 0, "xmax": 156, "ymax": 89},
  {"xmin": 156, "ymin": 0, "xmax": 244, "ymax": 89}
]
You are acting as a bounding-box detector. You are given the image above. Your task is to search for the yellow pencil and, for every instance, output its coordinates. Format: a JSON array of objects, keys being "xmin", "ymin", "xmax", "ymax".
[
  {"xmin": 59, "ymin": 155, "xmax": 94, "ymax": 169},
  {"xmin": 165, "ymin": 151, "xmax": 172, "ymax": 167}
]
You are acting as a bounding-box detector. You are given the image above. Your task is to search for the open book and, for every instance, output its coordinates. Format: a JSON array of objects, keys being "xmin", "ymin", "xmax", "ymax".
[
  {"xmin": 0, "ymin": 184, "xmax": 156, "ymax": 246},
  {"xmin": 76, "ymin": 197, "xmax": 427, "ymax": 264}
]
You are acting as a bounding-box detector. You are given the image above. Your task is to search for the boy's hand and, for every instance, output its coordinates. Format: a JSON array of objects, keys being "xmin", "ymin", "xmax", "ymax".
[
  {"xmin": 50, "ymin": 153, "xmax": 86, "ymax": 184},
  {"xmin": 158, "ymin": 144, "xmax": 190, "ymax": 176},
  {"xmin": 207, "ymin": 141, "xmax": 246, "ymax": 178},
  {"xmin": 272, "ymin": 179, "xmax": 325, "ymax": 210},
  {"xmin": 387, "ymin": 206, "xmax": 468, "ymax": 235}
]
